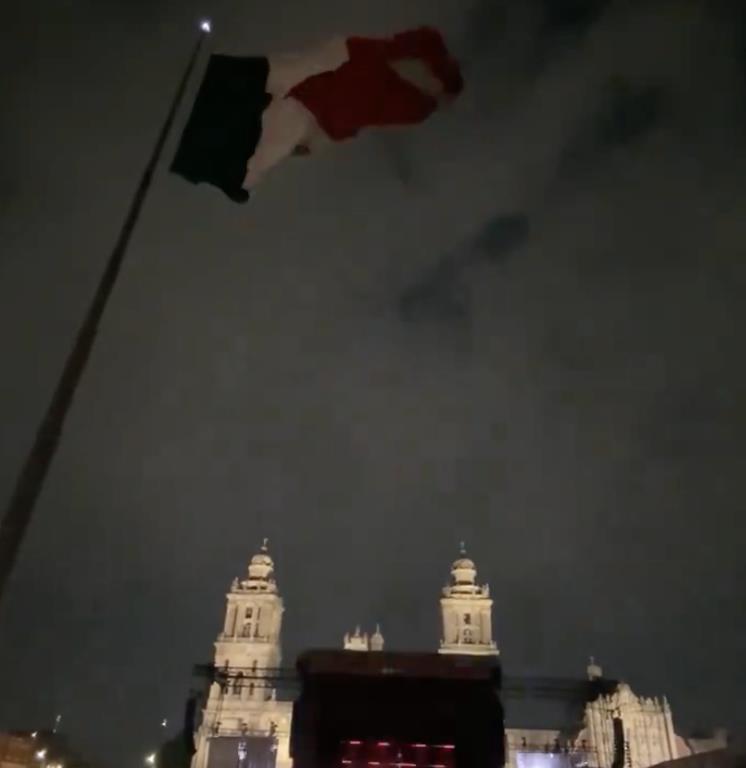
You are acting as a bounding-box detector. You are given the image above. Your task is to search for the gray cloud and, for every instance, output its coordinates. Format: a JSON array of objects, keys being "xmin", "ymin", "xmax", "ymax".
[{"xmin": 398, "ymin": 214, "xmax": 529, "ymax": 324}]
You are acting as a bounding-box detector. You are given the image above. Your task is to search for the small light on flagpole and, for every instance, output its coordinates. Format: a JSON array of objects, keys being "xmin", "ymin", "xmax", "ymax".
[{"xmin": 200, "ymin": 19, "xmax": 211, "ymax": 33}]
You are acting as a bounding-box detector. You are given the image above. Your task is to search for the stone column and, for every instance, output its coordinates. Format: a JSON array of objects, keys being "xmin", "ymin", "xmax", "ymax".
[
  {"xmin": 599, "ymin": 708, "xmax": 613, "ymax": 768},
  {"xmin": 640, "ymin": 699, "xmax": 648, "ymax": 766},
  {"xmin": 586, "ymin": 707, "xmax": 599, "ymax": 768},
  {"xmin": 481, "ymin": 608, "xmax": 491, "ymax": 644},
  {"xmin": 269, "ymin": 605, "xmax": 277, "ymax": 641},
  {"xmin": 589, "ymin": 705, "xmax": 602, "ymax": 768},
  {"xmin": 190, "ymin": 728, "xmax": 210, "ymax": 768},
  {"xmin": 630, "ymin": 714, "xmax": 641, "ymax": 768},
  {"xmin": 237, "ymin": 605, "xmax": 245, "ymax": 638},
  {"xmin": 663, "ymin": 699, "xmax": 677, "ymax": 761},
  {"xmin": 224, "ymin": 601, "xmax": 237, "ymax": 636}
]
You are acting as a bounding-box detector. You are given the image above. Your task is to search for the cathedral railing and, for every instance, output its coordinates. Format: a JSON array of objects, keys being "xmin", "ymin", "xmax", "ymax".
[
  {"xmin": 217, "ymin": 632, "xmax": 274, "ymax": 643},
  {"xmin": 208, "ymin": 726, "xmax": 281, "ymax": 738}
]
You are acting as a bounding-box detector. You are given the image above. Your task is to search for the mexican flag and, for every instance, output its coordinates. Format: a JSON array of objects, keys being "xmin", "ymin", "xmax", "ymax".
[{"xmin": 170, "ymin": 27, "xmax": 463, "ymax": 203}]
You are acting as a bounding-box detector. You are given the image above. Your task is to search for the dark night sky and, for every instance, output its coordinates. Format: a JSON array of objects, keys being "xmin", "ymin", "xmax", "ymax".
[{"xmin": 1, "ymin": 0, "xmax": 745, "ymax": 766}]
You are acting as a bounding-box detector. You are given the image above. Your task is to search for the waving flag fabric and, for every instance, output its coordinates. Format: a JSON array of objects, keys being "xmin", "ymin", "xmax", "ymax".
[{"xmin": 170, "ymin": 27, "xmax": 463, "ymax": 203}]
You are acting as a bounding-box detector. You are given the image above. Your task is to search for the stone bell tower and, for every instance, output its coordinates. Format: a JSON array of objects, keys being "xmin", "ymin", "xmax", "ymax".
[
  {"xmin": 439, "ymin": 543, "xmax": 498, "ymax": 656},
  {"xmin": 215, "ymin": 538, "xmax": 284, "ymax": 698},
  {"xmin": 191, "ymin": 540, "xmax": 293, "ymax": 768}
]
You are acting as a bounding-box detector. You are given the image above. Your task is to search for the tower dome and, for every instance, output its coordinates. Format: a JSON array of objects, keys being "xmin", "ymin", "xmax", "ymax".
[
  {"xmin": 451, "ymin": 557, "xmax": 476, "ymax": 583},
  {"xmin": 243, "ymin": 538, "xmax": 277, "ymax": 592},
  {"xmin": 449, "ymin": 543, "xmax": 479, "ymax": 590}
]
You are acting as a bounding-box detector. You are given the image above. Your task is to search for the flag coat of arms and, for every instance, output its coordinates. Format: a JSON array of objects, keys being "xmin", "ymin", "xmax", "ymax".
[{"xmin": 171, "ymin": 27, "xmax": 463, "ymax": 202}]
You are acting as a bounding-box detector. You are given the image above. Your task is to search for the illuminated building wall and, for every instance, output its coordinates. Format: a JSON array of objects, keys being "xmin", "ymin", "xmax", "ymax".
[
  {"xmin": 584, "ymin": 684, "xmax": 678, "ymax": 768},
  {"xmin": 191, "ymin": 544, "xmax": 725, "ymax": 768}
]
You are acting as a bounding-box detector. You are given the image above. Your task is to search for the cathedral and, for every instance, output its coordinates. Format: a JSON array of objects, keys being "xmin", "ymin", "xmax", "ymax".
[{"xmin": 191, "ymin": 541, "xmax": 726, "ymax": 768}]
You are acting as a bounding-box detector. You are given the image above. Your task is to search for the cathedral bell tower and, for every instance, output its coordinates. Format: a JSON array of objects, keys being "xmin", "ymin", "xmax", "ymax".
[
  {"xmin": 192, "ymin": 539, "xmax": 293, "ymax": 768},
  {"xmin": 214, "ymin": 538, "xmax": 284, "ymax": 701},
  {"xmin": 439, "ymin": 544, "xmax": 498, "ymax": 656}
]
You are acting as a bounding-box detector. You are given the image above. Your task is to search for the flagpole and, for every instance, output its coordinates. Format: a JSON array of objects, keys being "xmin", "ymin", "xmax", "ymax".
[{"xmin": 0, "ymin": 20, "xmax": 211, "ymax": 607}]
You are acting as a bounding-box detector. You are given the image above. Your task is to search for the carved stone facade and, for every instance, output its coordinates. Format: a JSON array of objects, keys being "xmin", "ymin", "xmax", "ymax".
[
  {"xmin": 502, "ymin": 679, "xmax": 727, "ymax": 768},
  {"xmin": 583, "ymin": 683, "xmax": 677, "ymax": 768},
  {"xmin": 192, "ymin": 543, "xmax": 725, "ymax": 768},
  {"xmin": 435, "ymin": 549, "xmax": 725, "ymax": 768}
]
